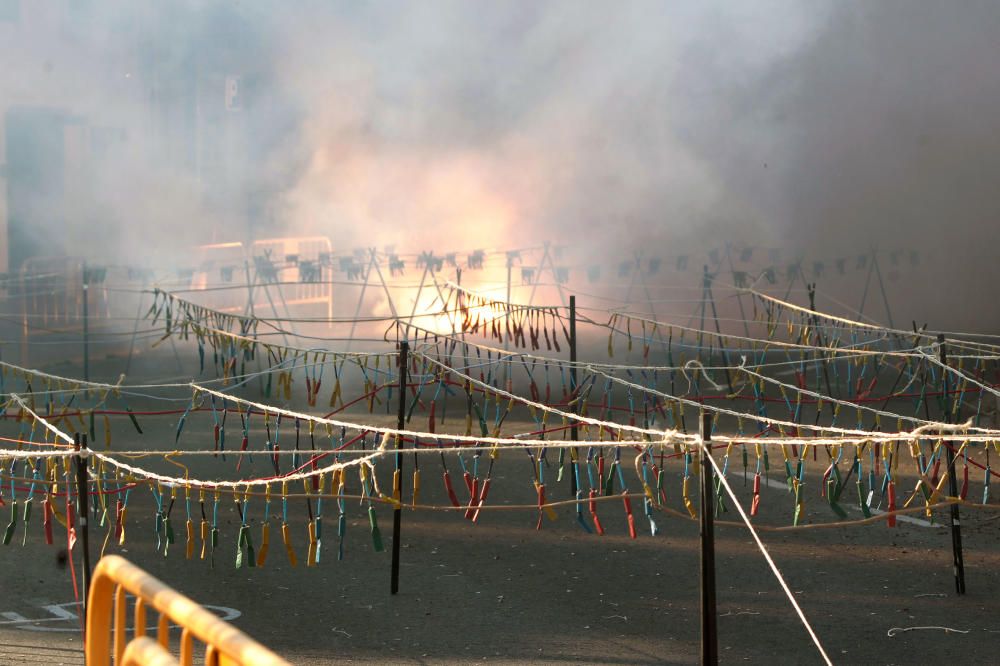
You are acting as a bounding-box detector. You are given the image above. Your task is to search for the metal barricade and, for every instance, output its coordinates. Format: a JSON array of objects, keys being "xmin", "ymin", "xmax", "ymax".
[
  {"xmin": 85, "ymin": 554, "xmax": 289, "ymax": 666},
  {"xmin": 250, "ymin": 236, "xmax": 334, "ymax": 320}
]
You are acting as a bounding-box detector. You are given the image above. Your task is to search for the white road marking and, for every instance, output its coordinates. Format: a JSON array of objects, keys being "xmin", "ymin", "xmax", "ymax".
[{"xmin": 0, "ymin": 601, "xmax": 240, "ymax": 632}]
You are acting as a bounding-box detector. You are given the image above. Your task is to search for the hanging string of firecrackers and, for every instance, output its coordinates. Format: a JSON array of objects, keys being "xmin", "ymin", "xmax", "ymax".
[
  {"xmin": 417, "ymin": 312, "xmax": 932, "ymax": 434},
  {"xmin": 403, "ymin": 352, "xmax": 528, "ymax": 526},
  {"xmin": 469, "ymin": 380, "xmax": 518, "ymax": 525},
  {"xmin": 751, "ymin": 287, "xmax": 1000, "ymax": 361},
  {"xmin": 146, "ymin": 291, "xmax": 296, "ymax": 391},
  {"xmin": 0, "ymin": 364, "xmax": 135, "ymax": 445},
  {"xmin": 634, "ymin": 445, "xmax": 658, "ymax": 536},
  {"xmin": 420, "ymin": 365, "xmax": 461, "ymax": 511},
  {"xmin": 305, "ymin": 352, "xmax": 326, "ymax": 407},
  {"xmin": 147, "ymin": 289, "xmax": 256, "ymax": 336},
  {"xmin": 460, "ymin": 375, "xmax": 490, "ymax": 522},
  {"xmin": 7, "ymin": 347, "xmax": 1000, "ymax": 568},
  {"xmin": 8, "ymin": 393, "xmax": 360, "ymax": 570},
  {"xmin": 446, "ymin": 284, "xmax": 567, "ymax": 352},
  {"xmin": 328, "ymin": 361, "xmax": 344, "ymax": 410},
  {"xmin": 234, "ymin": 485, "xmax": 255, "ymax": 568},
  {"xmin": 0, "ymin": 433, "xmax": 996, "ymax": 566},
  {"xmin": 304, "ymin": 430, "xmax": 323, "ymax": 566},
  {"xmin": 154, "ymin": 303, "xmax": 408, "ymax": 419},
  {"xmin": 590, "ymin": 360, "xmax": 991, "ymax": 527},
  {"xmin": 358, "ymin": 439, "xmax": 384, "ymax": 553},
  {"xmin": 582, "ymin": 415, "xmax": 635, "ymax": 537},
  {"xmin": 333, "ymin": 435, "xmax": 348, "ymax": 560},
  {"xmin": 606, "ymin": 308, "xmax": 895, "ymax": 376},
  {"xmin": 743, "ymin": 333, "xmax": 1000, "ymax": 523}
]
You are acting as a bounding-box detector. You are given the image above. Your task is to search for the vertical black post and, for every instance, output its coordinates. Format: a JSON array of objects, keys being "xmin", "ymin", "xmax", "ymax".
[
  {"xmin": 697, "ymin": 266, "xmax": 708, "ymax": 364},
  {"xmin": 391, "ymin": 341, "xmax": 409, "ymax": 595},
  {"xmin": 724, "ymin": 244, "xmax": 751, "ymax": 338},
  {"xmin": 75, "ymin": 433, "xmax": 92, "ymax": 634},
  {"xmin": 938, "ymin": 334, "xmax": 966, "ymax": 594},
  {"xmin": 702, "ymin": 266, "xmax": 735, "ymax": 394},
  {"xmin": 569, "ymin": 296, "xmax": 578, "ymax": 497},
  {"xmin": 82, "ymin": 265, "xmax": 90, "ymax": 383},
  {"xmin": 807, "ymin": 284, "xmax": 837, "ymax": 409},
  {"xmin": 699, "ymin": 412, "xmax": 718, "ymax": 664}
]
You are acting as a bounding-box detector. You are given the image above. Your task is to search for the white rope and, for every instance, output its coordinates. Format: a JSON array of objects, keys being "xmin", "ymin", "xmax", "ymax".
[
  {"xmin": 0, "ymin": 450, "xmax": 77, "ymax": 459},
  {"xmin": 410, "ymin": 300, "xmax": 931, "ymax": 369},
  {"xmin": 0, "ymin": 352, "xmax": 345, "ymax": 398},
  {"xmin": 751, "ymin": 289, "xmax": 1000, "ymax": 355},
  {"xmin": 22, "ymin": 439, "xmax": 657, "ymax": 459},
  {"xmin": 2, "ymin": 360, "xmax": 124, "ymax": 392},
  {"xmin": 681, "ymin": 360, "xmax": 723, "ymax": 392},
  {"xmin": 193, "ymin": 382, "xmax": 690, "ymax": 446},
  {"xmin": 422, "ymin": 330, "xmax": 924, "ymax": 373},
  {"xmin": 737, "ymin": 363, "xmax": 1000, "ymax": 436},
  {"xmin": 700, "ymin": 434, "xmax": 833, "ymax": 665},
  {"xmin": 605, "ymin": 309, "xmax": 905, "ymax": 357},
  {"xmin": 588, "ymin": 365, "xmax": 996, "ymax": 448},
  {"xmin": 711, "ymin": 429, "xmax": 996, "ymax": 447},
  {"xmin": 919, "ymin": 346, "xmax": 1000, "ymax": 401},
  {"xmin": 587, "ymin": 366, "xmax": 875, "ymax": 436},
  {"xmin": 413, "ymin": 352, "xmax": 673, "ymax": 438},
  {"xmin": 10, "ymin": 394, "xmax": 75, "ymax": 445},
  {"xmin": 91, "ymin": 446, "xmax": 388, "ymax": 489},
  {"xmin": 190, "ymin": 322, "xmax": 391, "ymax": 359},
  {"xmin": 442, "ymin": 280, "xmax": 558, "ymax": 314}
]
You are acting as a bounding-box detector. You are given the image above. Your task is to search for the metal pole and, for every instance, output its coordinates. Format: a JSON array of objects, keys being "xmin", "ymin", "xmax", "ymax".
[
  {"xmin": 697, "ymin": 265, "xmax": 708, "ymax": 363},
  {"xmin": 504, "ymin": 254, "xmax": 513, "ymax": 389},
  {"xmin": 725, "ymin": 244, "xmax": 751, "ymax": 338},
  {"xmin": 782, "ymin": 259, "xmax": 802, "ymax": 303},
  {"xmin": 345, "ymin": 252, "xmax": 375, "ymax": 353},
  {"xmin": 243, "ymin": 259, "xmax": 256, "ymax": 319},
  {"xmin": 871, "ymin": 252, "xmax": 896, "ymax": 329},
  {"xmin": 505, "ymin": 254, "xmax": 512, "ymax": 341},
  {"xmin": 82, "ymin": 266, "xmax": 89, "ymax": 383},
  {"xmin": 699, "ymin": 412, "xmax": 718, "ymax": 664},
  {"xmin": 368, "ymin": 248, "xmax": 399, "ymax": 320},
  {"xmin": 939, "ymin": 334, "xmax": 966, "ymax": 594},
  {"xmin": 391, "ymin": 341, "xmax": 409, "ymax": 595},
  {"xmin": 702, "ymin": 267, "xmax": 735, "ymax": 394},
  {"xmin": 857, "ymin": 249, "xmax": 876, "ymax": 320},
  {"xmin": 569, "ymin": 295, "xmax": 578, "ymax": 497},
  {"xmin": 124, "ymin": 283, "xmax": 148, "ymax": 376},
  {"xmin": 808, "ymin": 283, "xmax": 837, "ymax": 409},
  {"xmin": 75, "ymin": 433, "xmax": 92, "ymax": 635}
]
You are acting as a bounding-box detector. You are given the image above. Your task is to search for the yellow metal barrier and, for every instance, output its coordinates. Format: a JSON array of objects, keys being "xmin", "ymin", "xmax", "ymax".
[
  {"xmin": 121, "ymin": 637, "xmax": 179, "ymax": 666},
  {"xmin": 86, "ymin": 555, "xmax": 290, "ymax": 666}
]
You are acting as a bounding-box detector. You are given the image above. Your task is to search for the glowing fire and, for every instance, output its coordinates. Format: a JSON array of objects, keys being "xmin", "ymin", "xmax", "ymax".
[
  {"xmin": 289, "ymin": 142, "xmax": 568, "ymax": 339},
  {"xmin": 365, "ymin": 156, "xmax": 522, "ymax": 335},
  {"xmin": 407, "ymin": 282, "xmax": 508, "ymax": 337}
]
